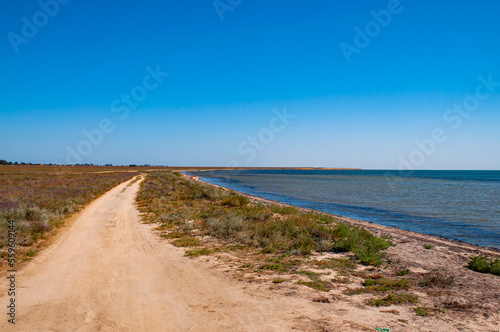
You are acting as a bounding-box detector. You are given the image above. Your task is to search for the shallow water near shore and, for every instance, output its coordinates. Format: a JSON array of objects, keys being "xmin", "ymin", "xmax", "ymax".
[{"xmin": 187, "ymin": 170, "xmax": 500, "ymax": 250}]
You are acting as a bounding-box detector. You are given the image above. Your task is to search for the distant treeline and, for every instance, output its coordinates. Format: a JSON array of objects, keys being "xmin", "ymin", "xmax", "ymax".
[
  {"xmin": 0, "ymin": 160, "xmax": 152, "ymax": 167},
  {"xmin": 0, "ymin": 160, "xmax": 35, "ymax": 165}
]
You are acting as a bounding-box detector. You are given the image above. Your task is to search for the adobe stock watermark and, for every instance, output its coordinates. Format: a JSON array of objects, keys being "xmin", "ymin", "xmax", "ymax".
[
  {"xmin": 225, "ymin": 106, "xmax": 295, "ymax": 168},
  {"xmin": 213, "ymin": 0, "xmax": 242, "ymax": 21},
  {"xmin": 384, "ymin": 74, "xmax": 499, "ymax": 189},
  {"xmin": 6, "ymin": 220, "xmax": 16, "ymax": 324},
  {"xmin": 339, "ymin": 0, "xmax": 413, "ymax": 64},
  {"xmin": 7, "ymin": 0, "xmax": 71, "ymax": 54},
  {"xmin": 65, "ymin": 65, "xmax": 169, "ymax": 164}
]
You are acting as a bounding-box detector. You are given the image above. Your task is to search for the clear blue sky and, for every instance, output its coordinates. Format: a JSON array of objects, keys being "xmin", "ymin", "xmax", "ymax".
[{"xmin": 1, "ymin": 0, "xmax": 499, "ymax": 169}]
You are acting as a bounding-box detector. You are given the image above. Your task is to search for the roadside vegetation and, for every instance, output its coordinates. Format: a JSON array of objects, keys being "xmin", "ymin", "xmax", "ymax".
[
  {"xmin": 0, "ymin": 166, "xmax": 138, "ymax": 264},
  {"xmin": 136, "ymin": 171, "xmax": 392, "ymax": 264}
]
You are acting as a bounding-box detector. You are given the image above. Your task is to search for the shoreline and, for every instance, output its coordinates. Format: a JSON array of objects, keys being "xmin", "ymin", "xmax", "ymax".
[
  {"xmin": 173, "ymin": 171, "xmax": 500, "ymax": 331},
  {"xmin": 183, "ymin": 172, "xmax": 500, "ymax": 257}
]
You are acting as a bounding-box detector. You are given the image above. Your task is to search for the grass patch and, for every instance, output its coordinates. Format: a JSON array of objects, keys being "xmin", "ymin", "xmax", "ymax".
[
  {"xmin": 272, "ymin": 279, "xmax": 285, "ymax": 284},
  {"xmin": 171, "ymin": 237, "xmax": 201, "ymax": 247},
  {"xmin": 414, "ymin": 306, "xmax": 444, "ymax": 317},
  {"xmin": 367, "ymin": 293, "xmax": 420, "ymax": 307},
  {"xmin": 396, "ymin": 269, "xmax": 410, "ymax": 276},
  {"xmin": 295, "ymin": 270, "xmax": 333, "ymax": 291},
  {"xmin": 423, "ymin": 244, "xmax": 434, "ymax": 249},
  {"xmin": 258, "ymin": 263, "xmax": 286, "ymax": 272},
  {"xmin": 364, "ymin": 277, "xmax": 411, "ymax": 291},
  {"xmin": 345, "ymin": 277, "xmax": 411, "ymax": 295},
  {"xmin": 221, "ymin": 195, "xmax": 249, "ymax": 207},
  {"xmin": 466, "ymin": 255, "xmax": 500, "ymax": 276},
  {"xmin": 314, "ymin": 257, "xmax": 357, "ymax": 271},
  {"xmin": 257, "ymin": 255, "xmax": 302, "ymax": 273},
  {"xmin": 297, "ymin": 279, "xmax": 332, "ymax": 291},
  {"xmin": 295, "ymin": 270, "xmax": 321, "ymax": 278},
  {"xmin": 185, "ymin": 248, "xmax": 214, "ymax": 257},
  {"xmin": 344, "ymin": 287, "xmax": 365, "ymax": 296}
]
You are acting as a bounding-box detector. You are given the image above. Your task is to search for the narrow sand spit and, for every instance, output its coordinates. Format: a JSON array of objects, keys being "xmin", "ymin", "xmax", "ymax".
[{"xmin": 0, "ymin": 177, "xmax": 345, "ymax": 331}]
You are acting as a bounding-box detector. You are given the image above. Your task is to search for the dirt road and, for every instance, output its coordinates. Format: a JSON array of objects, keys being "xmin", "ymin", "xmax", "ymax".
[{"xmin": 0, "ymin": 177, "xmax": 336, "ymax": 331}]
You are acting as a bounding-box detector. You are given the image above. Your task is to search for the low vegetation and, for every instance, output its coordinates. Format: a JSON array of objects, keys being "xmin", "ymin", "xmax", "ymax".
[
  {"xmin": 0, "ymin": 166, "xmax": 138, "ymax": 256},
  {"xmin": 344, "ymin": 276, "xmax": 411, "ymax": 295},
  {"xmin": 314, "ymin": 257, "xmax": 357, "ymax": 271},
  {"xmin": 185, "ymin": 248, "xmax": 214, "ymax": 257},
  {"xmin": 256, "ymin": 256, "xmax": 302, "ymax": 273},
  {"xmin": 136, "ymin": 171, "xmax": 392, "ymax": 265},
  {"xmin": 466, "ymin": 255, "xmax": 500, "ymax": 276},
  {"xmin": 414, "ymin": 306, "xmax": 445, "ymax": 317},
  {"xmin": 171, "ymin": 237, "xmax": 201, "ymax": 247},
  {"xmin": 295, "ymin": 270, "xmax": 333, "ymax": 291},
  {"xmin": 364, "ymin": 277, "xmax": 411, "ymax": 291},
  {"xmin": 367, "ymin": 293, "xmax": 420, "ymax": 307},
  {"xmin": 396, "ymin": 269, "xmax": 410, "ymax": 276}
]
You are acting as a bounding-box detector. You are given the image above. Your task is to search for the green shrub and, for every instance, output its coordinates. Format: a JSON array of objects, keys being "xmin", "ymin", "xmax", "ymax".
[
  {"xmin": 491, "ymin": 258, "xmax": 500, "ymax": 276},
  {"xmin": 467, "ymin": 255, "xmax": 500, "ymax": 276},
  {"xmin": 332, "ymin": 223, "xmax": 392, "ymax": 265}
]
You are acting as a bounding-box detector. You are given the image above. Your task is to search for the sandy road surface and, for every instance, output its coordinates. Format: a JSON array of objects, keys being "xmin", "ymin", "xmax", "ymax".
[{"xmin": 0, "ymin": 177, "xmax": 331, "ymax": 331}]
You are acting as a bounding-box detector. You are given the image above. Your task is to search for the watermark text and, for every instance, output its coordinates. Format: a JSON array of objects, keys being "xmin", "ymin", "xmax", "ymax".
[{"xmin": 6, "ymin": 220, "xmax": 16, "ymax": 324}]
